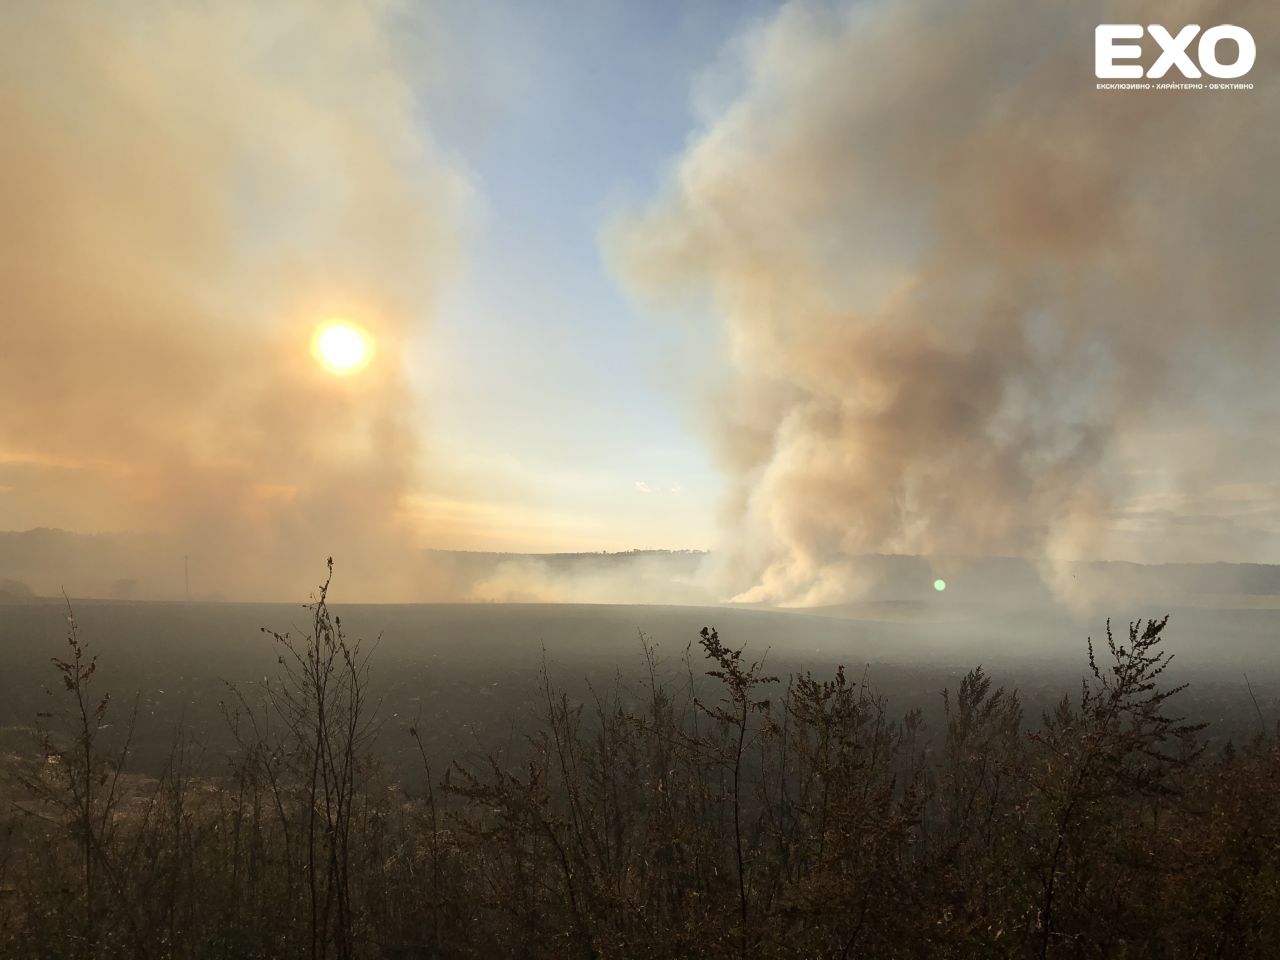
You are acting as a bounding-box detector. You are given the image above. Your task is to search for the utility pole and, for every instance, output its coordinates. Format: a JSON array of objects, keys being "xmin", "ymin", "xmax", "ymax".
[{"xmin": 184, "ymin": 555, "xmax": 190, "ymax": 602}]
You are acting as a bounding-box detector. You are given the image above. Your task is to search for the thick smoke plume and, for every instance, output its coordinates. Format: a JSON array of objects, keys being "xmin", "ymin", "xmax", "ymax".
[
  {"xmin": 619, "ymin": 0, "xmax": 1280, "ymax": 605},
  {"xmin": 0, "ymin": 2, "xmax": 464, "ymax": 599}
]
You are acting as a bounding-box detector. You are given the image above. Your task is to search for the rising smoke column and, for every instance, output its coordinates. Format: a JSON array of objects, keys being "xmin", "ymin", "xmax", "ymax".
[
  {"xmin": 0, "ymin": 1, "xmax": 466, "ymax": 599},
  {"xmin": 617, "ymin": 0, "xmax": 1280, "ymax": 605}
]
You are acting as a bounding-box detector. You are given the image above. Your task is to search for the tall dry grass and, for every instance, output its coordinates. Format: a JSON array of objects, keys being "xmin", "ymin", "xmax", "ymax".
[{"xmin": 1, "ymin": 567, "xmax": 1277, "ymax": 958}]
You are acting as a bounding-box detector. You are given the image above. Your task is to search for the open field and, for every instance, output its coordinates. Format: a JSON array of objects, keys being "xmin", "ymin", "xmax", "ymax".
[
  {"xmin": 2, "ymin": 597, "xmax": 1278, "ymax": 779},
  {"xmin": 3, "ymin": 595, "xmax": 1280, "ymax": 957}
]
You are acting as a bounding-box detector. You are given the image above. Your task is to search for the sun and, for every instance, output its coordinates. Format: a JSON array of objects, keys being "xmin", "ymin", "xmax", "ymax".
[{"xmin": 311, "ymin": 321, "xmax": 373, "ymax": 376}]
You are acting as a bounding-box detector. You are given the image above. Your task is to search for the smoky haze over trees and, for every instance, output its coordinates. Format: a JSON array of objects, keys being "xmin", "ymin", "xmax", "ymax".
[{"xmin": 9, "ymin": 530, "xmax": 1280, "ymax": 615}]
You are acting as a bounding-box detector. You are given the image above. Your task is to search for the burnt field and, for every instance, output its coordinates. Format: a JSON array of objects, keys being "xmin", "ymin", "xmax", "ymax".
[
  {"xmin": 3, "ymin": 594, "xmax": 1280, "ymax": 957},
  {"xmin": 1, "ymin": 597, "xmax": 1277, "ymax": 780}
]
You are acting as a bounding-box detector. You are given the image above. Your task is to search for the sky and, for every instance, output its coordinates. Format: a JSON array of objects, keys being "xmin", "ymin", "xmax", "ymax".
[
  {"xmin": 400, "ymin": 0, "xmax": 777, "ymax": 553},
  {"xmin": 0, "ymin": 0, "xmax": 1277, "ymax": 603}
]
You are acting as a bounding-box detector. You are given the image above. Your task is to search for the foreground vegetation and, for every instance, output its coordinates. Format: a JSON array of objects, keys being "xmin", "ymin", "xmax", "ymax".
[{"xmin": 2, "ymin": 565, "xmax": 1278, "ymax": 958}]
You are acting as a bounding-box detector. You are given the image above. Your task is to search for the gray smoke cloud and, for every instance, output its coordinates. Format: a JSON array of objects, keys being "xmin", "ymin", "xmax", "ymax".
[
  {"xmin": 616, "ymin": 0, "xmax": 1280, "ymax": 606},
  {"xmin": 0, "ymin": 1, "xmax": 466, "ymax": 600}
]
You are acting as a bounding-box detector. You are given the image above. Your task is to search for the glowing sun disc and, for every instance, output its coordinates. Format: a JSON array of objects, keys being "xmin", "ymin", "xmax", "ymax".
[{"xmin": 312, "ymin": 322, "xmax": 372, "ymax": 375}]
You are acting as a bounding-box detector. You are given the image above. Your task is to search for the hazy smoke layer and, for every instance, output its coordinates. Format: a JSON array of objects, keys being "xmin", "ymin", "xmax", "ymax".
[
  {"xmin": 619, "ymin": 0, "xmax": 1279, "ymax": 605},
  {"xmin": 463, "ymin": 552, "xmax": 715, "ymax": 605},
  {"xmin": 0, "ymin": 2, "xmax": 463, "ymax": 599}
]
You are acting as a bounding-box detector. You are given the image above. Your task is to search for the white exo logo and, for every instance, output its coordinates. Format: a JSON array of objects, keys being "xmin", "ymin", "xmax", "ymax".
[{"xmin": 1096, "ymin": 24, "xmax": 1256, "ymax": 79}]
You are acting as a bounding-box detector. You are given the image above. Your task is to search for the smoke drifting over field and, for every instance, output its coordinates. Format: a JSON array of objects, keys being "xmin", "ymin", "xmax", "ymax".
[
  {"xmin": 0, "ymin": 2, "xmax": 463, "ymax": 599},
  {"xmin": 3, "ymin": 0, "xmax": 1277, "ymax": 606},
  {"xmin": 618, "ymin": 0, "xmax": 1280, "ymax": 605}
]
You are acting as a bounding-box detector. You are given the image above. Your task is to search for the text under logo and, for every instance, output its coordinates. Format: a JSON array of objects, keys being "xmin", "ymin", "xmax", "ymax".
[{"xmin": 1096, "ymin": 24, "xmax": 1255, "ymax": 90}]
